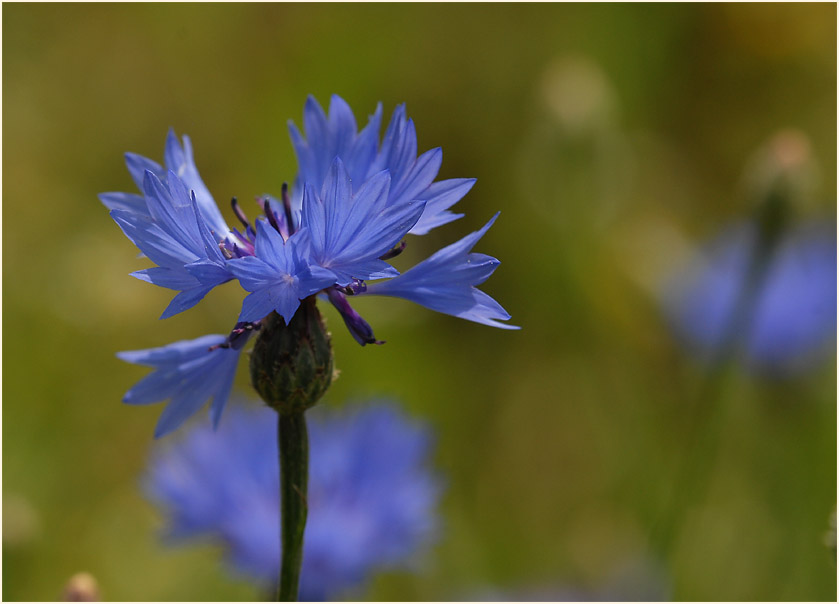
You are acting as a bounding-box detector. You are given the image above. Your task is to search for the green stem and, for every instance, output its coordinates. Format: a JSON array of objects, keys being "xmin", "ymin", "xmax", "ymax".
[
  {"xmin": 650, "ymin": 204, "xmax": 784, "ymax": 560},
  {"xmin": 277, "ymin": 412, "xmax": 308, "ymax": 602}
]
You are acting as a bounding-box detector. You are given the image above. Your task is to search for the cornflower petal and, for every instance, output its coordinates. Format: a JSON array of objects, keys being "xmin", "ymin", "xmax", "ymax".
[
  {"xmin": 164, "ymin": 130, "xmax": 230, "ymax": 238},
  {"xmin": 372, "ymin": 104, "xmax": 417, "ymax": 183},
  {"xmin": 131, "ymin": 267, "xmax": 200, "ymax": 290},
  {"xmin": 118, "ymin": 334, "xmax": 244, "ymax": 437},
  {"xmin": 239, "ymin": 286, "xmax": 302, "ymax": 324},
  {"xmin": 389, "ymin": 147, "xmax": 442, "ymax": 205},
  {"xmin": 103, "ymin": 132, "xmax": 230, "ymax": 240},
  {"xmin": 159, "ymin": 287, "xmax": 218, "ymax": 320},
  {"xmin": 289, "ymin": 96, "xmax": 469, "ymax": 235},
  {"xmin": 364, "ymin": 212, "xmax": 519, "ymax": 329},
  {"xmin": 110, "ymin": 168, "xmax": 232, "ymax": 318},
  {"xmin": 185, "ymin": 260, "xmax": 232, "ymax": 286},
  {"xmin": 409, "ymin": 177, "xmax": 474, "ymax": 235},
  {"xmin": 111, "ymin": 171, "xmax": 232, "ymax": 319},
  {"xmin": 143, "ymin": 171, "xmax": 205, "ymax": 258},
  {"xmin": 302, "ymin": 158, "xmax": 424, "ymax": 286},
  {"xmin": 98, "ymin": 192, "xmax": 147, "ymax": 215},
  {"xmin": 228, "ymin": 222, "xmax": 337, "ymax": 323},
  {"xmin": 346, "ymin": 101, "xmax": 384, "ymax": 185},
  {"xmin": 110, "ymin": 210, "xmax": 197, "ymax": 269},
  {"xmin": 125, "ymin": 151, "xmax": 165, "ymax": 194}
]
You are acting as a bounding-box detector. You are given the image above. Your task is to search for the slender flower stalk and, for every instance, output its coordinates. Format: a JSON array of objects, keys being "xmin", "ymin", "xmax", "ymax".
[
  {"xmin": 652, "ymin": 131, "xmax": 833, "ymax": 568},
  {"xmin": 277, "ymin": 413, "xmax": 308, "ymax": 601}
]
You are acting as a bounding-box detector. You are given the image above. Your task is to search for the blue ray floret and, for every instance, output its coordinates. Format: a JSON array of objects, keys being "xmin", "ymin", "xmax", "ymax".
[
  {"xmin": 110, "ymin": 170, "xmax": 232, "ymax": 319},
  {"xmin": 101, "ymin": 130, "xmax": 231, "ymax": 238},
  {"xmin": 662, "ymin": 220, "xmax": 836, "ymax": 375},
  {"xmin": 364, "ymin": 212, "xmax": 518, "ymax": 329},
  {"xmin": 104, "ymin": 95, "xmax": 517, "ymax": 435},
  {"xmin": 289, "ymin": 94, "xmax": 474, "ymax": 235},
  {"xmin": 117, "ymin": 332, "xmax": 251, "ymax": 438},
  {"xmin": 301, "ymin": 158, "xmax": 425, "ymax": 286},
  {"xmin": 227, "ymin": 222, "xmax": 336, "ymax": 323},
  {"xmin": 145, "ymin": 399, "xmax": 441, "ymax": 600}
]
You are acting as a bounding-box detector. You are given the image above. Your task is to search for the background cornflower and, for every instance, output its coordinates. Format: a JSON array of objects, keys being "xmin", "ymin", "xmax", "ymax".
[
  {"xmin": 145, "ymin": 399, "xmax": 441, "ymax": 601},
  {"xmin": 662, "ymin": 219, "xmax": 837, "ymax": 376}
]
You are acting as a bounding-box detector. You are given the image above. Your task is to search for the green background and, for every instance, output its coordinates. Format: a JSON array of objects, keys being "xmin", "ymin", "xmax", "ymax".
[{"xmin": 3, "ymin": 3, "xmax": 836, "ymax": 601}]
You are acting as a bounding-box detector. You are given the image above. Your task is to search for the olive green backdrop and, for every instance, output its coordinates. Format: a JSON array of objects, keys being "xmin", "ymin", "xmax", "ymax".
[{"xmin": 3, "ymin": 3, "xmax": 836, "ymax": 601}]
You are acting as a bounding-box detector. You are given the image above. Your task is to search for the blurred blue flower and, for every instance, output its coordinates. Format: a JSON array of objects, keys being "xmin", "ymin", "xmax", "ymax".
[
  {"xmin": 104, "ymin": 95, "xmax": 517, "ymax": 435},
  {"xmin": 662, "ymin": 220, "xmax": 836, "ymax": 375},
  {"xmin": 145, "ymin": 399, "xmax": 441, "ymax": 600}
]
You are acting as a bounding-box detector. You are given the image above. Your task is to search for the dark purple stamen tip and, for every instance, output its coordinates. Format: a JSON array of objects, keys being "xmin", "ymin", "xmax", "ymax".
[
  {"xmin": 326, "ymin": 288, "xmax": 382, "ymax": 346},
  {"xmin": 281, "ymin": 182, "xmax": 295, "ymax": 236},
  {"xmin": 208, "ymin": 320, "xmax": 262, "ymax": 351},
  {"xmin": 336, "ymin": 279, "xmax": 367, "ymax": 296},
  {"xmin": 263, "ymin": 199, "xmax": 282, "ymax": 234},
  {"xmin": 231, "ymin": 197, "xmax": 250, "ymax": 229},
  {"xmin": 380, "ymin": 241, "xmax": 407, "ymax": 261}
]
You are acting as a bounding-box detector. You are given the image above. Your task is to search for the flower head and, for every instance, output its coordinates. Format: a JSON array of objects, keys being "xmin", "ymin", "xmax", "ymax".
[
  {"xmin": 145, "ymin": 399, "xmax": 441, "ymax": 600},
  {"xmin": 105, "ymin": 96, "xmax": 517, "ymax": 434},
  {"xmin": 662, "ymin": 220, "xmax": 836, "ymax": 375}
]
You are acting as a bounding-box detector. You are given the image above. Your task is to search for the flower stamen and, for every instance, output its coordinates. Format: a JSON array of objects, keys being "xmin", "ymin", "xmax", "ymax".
[
  {"xmin": 281, "ymin": 182, "xmax": 295, "ymax": 236},
  {"xmin": 231, "ymin": 197, "xmax": 251, "ymax": 230},
  {"xmin": 380, "ymin": 241, "xmax": 407, "ymax": 260},
  {"xmin": 263, "ymin": 198, "xmax": 283, "ymax": 235},
  {"xmin": 326, "ymin": 288, "xmax": 383, "ymax": 346},
  {"xmin": 209, "ymin": 320, "xmax": 262, "ymax": 351}
]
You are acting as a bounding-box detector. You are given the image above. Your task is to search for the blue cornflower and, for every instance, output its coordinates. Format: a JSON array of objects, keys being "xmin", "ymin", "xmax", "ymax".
[
  {"xmin": 662, "ymin": 220, "xmax": 836, "ymax": 375},
  {"xmin": 145, "ymin": 399, "xmax": 441, "ymax": 601},
  {"xmin": 106, "ymin": 96, "xmax": 517, "ymax": 435}
]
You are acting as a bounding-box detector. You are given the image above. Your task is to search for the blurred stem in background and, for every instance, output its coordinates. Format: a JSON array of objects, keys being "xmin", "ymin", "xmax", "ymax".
[{"xmin": 650, "ymin": 131, "xmax": 813, "ymax": 568}]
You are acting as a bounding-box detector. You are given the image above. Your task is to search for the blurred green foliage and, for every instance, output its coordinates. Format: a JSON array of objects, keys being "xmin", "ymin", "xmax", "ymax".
[{"xmin": 3, "ymin": 3, "xmax": 836, "ymax": 601}]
